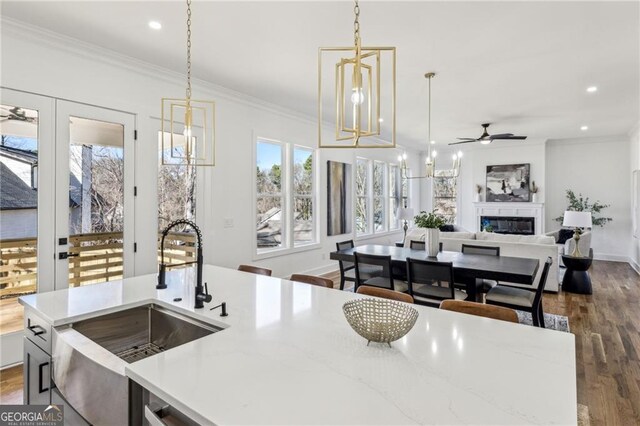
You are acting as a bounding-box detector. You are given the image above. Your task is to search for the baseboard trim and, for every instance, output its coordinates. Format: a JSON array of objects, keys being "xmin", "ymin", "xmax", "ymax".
[
  {"xmin": 629, "ymin": 259, "xmax": 640, "ymax": 275},
  {"xmin": 593, "ymin": 253, "xmax": 630, "ymax": 262},
  {"xmin": 300, "ymin": 264, "xmax": 340, "ymax": 277}
]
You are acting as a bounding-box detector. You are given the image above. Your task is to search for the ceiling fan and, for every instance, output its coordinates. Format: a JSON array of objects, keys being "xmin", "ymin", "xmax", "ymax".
[{"xmin": 448, "ymin": 123, "xmax": 527, "ymax": 145}]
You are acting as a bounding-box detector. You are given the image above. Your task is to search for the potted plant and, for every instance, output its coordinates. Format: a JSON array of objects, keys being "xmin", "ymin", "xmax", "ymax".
[
  {"xmin": 530, "ymin": 181, "xmax": 539, "ymax": 203},
  {"xmin": 414, "ymin": 211, "xmax": 446, "ymax": 257},
  {"xmin": 475, "ymin": 184, "xmax": 482, "ymax": 203}
]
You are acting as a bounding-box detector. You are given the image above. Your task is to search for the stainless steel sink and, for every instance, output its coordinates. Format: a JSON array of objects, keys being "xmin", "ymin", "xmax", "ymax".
[
  {"xmin": 52, "ymin": 303, "xmax": 221, "ymax": 425},
  {"xmin": 72, "ymin": 303, "xmax": 220, "ymax": 363}
]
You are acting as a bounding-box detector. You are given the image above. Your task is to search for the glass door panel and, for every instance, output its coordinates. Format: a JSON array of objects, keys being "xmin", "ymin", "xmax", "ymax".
[
  {"xmin": 0, "ymin": 89, "xmax": 54, "ymax": 367},
  {"xmin": 55, "ymin": 101, "xmax": 134, "ymax": 290},
  {"xmin": 68, "ymin": 117, "xmax": 125, "ymax": 287}
]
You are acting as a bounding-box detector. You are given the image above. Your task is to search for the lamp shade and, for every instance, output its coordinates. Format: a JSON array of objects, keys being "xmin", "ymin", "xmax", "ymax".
[
  {"xmin": 397, "ymin": 207, "xmax": 415, "ymax": 221},
  {"xmin": 562, "ymin": 211, "xmax": 592, "ymax": 228}
]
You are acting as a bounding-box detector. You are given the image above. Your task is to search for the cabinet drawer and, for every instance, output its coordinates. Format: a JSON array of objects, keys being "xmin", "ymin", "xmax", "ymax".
[{"xmin": 24, "ymin": 309, "xmax": 52, "ymax": 354}]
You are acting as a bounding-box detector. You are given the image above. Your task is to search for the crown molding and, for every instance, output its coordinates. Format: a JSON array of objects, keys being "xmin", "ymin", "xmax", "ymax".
[
  {"xmin": 1, "ymin": 17, "xmax": 323, "ymax": 126},
  {"xmin": 546, "ymin": 134, "xmax": 630, "ymax": 146}
]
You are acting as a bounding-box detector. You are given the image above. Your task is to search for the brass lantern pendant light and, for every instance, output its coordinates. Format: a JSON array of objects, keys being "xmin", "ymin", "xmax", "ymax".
[
  {"xmin": 318, "ymin": 0, "xmax": 396, "ymax": 148},
  {"xmin": 161, "ymin": 0, "xmax": 215, "ymax": 166}
]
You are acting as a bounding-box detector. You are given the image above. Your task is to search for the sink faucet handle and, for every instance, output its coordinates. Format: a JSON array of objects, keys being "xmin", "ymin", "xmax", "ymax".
[{"xmin": 203, "ymin": 282, "xmax": 212, "ymax": 304}]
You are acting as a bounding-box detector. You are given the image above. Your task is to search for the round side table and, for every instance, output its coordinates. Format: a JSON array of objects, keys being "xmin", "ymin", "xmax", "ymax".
[{"xmin": 561, "ymin": 254, "xmax": 593, "ymax": 294}]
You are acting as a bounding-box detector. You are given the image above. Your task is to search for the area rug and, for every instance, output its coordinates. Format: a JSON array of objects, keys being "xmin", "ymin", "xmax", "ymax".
[{"xmin": 516, "ymin": 311, "xmax": 570, "ymax": 332}]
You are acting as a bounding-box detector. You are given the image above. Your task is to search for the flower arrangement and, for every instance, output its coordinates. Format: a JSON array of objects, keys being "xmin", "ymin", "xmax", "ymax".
[
  {"xmin": 414, "ymin": 211, "xmax": 446, "ymax": 229},
  {"xmin": 530, "ymin": 181, "xmax": 539, "ymax": 194},
  {"xmin": 475, "ymin": 184, "xmax": 482, "ymax": 194}
]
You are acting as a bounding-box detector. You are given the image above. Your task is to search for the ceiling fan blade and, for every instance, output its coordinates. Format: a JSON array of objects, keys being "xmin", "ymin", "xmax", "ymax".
[
  {"xmin": 449, "ymin": 140, "xmax": 478, "ymax": 145},
  {"xmin": 456, "ymin": 137, "xmax": 476, "ymax": 141},
  {"xmin": 489, "ymin": 133, "xmax": 513, "ymax": 139},
  {"xmin": 492, "ymin": 135, "xmax": 528, "ymax": 140}
]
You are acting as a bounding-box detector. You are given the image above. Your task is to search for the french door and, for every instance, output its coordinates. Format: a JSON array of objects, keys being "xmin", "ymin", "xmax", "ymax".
[
  {"xmin": 54, "ymin": 101, "xmax": 135, "ymax": 289},
  {"xmin": 0, "ymin": 90, "xmax": 135, "ymax": 367}
]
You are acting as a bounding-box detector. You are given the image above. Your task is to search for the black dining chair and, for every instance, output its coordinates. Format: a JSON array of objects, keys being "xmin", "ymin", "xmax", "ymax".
[
  {"xmin": 354, "ymin": 252, "xmax": 407, "ymax": 293},
  {"xmin": 409, "ymin": 240, "xmax": 443, "ymax": 252},
  {"xmin": 336, "ymin": 241, "xmax": 382, "ymax": 291},
  {"xmin": 406, "ymin": 258, "xmax": 466, "ymax": 307},
  {"xmin": 485, "ymin": 257, "xmax": 553, "ymax": 328},
  {"xmin": 460, "ymin": 244, "xmax": 501, "ymax": 297}
]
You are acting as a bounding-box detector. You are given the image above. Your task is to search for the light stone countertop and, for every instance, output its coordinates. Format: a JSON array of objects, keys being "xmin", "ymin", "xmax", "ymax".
[{"xmin": 20, "ymin": 265, "xmax": 577, "ymax": 425}]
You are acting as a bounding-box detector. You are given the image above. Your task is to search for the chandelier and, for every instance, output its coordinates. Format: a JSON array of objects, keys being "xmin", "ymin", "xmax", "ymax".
[
  {"xmin": 399, "ymin": 73, "xmax": 462, "ymax": 179},
  {"xmin": 318, "ymin": 0, "xmax": 396, "ymax": 148},
  {"xmin": 161, "ymin": 0, "xmax": 215, "ymax": 166}
]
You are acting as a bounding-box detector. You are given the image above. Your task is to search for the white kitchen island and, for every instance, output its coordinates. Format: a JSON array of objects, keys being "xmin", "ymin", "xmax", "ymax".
[{"xmin": 20, "ymin": 265, "xmax": 577, "ymax": 425}]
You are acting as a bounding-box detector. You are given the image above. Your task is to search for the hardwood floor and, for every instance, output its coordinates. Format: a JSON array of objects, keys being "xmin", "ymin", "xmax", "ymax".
[
  {"xmin": 0, "ymin": 365, "xmax": 22, "ymax": 405},
  {"xmin": 1, "ymin": 261, "xmax": 637, "ymax": 425}
]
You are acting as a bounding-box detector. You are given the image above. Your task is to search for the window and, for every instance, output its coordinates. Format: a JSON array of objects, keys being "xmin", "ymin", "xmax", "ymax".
[
  {"xmin": 256, "ymin": 141, "xmax": 284, "ymax": 250},
  {"xmin": 355, "ymin": 158, "xmax": 369, "ymax": 235},
  {"xmin": 373, "ymin": 161, "xmax": 386, "ymax": 232},
  {"xmin": 433, "ymin": 171, "xmax": 457, "ymax": 223},
  {"xmin": 388, "ymin": 164, "xmax": 400, "ymax": 230},
  {"xmin": 293, "ymin": 147, "xmax": 313, "ymax": 246},
  {"xmin": 357, "ymin": 158, "xmax": 404, "ymax": 235},
  {"xmin": 256, "ymin": 139, "xmax": 316, "ymax": 254}
]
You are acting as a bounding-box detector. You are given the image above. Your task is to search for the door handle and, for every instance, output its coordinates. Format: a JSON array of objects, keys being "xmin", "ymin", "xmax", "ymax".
[
  {"xmin": 38, "ymin": 362, "xmax": 50, "ymax": 393},
  {"xmin": 58, "ymin": 252, "xmax": 80, "ymax": 260}
]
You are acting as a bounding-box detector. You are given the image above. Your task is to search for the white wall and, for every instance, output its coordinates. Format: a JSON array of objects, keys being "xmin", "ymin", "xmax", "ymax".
[
  {"xmin": 451, "ymin": 142, "xmax": 547, "ymax": 233},
  {"xmin": 546, "ymin": 136, "xmax": 631, "ymax": 260},
  {"xmin": 1, "ymin": 20, "xmax": 421, "ymax": 278},
  {"xmin": 0, "ymin": 209, "xmax": 37, "ymax": 239},
  {"xmin": 629, "ymin": 123, "xmax": 640, "ymax": 270}
]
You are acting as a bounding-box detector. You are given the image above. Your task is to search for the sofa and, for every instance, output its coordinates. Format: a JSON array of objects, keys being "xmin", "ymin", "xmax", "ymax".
[
  {"xmin": 545, "ymin": 229, "xmax": 592, "ymax": 266},
  {"xmin": 402, "ymin": 228, "xmax": 560, "ymax": 292}
]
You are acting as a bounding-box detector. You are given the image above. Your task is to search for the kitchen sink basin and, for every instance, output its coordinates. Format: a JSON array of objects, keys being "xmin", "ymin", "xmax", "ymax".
[{"xmin": 71, "ymin": 303, "xmax": 221, "ymax": 363}]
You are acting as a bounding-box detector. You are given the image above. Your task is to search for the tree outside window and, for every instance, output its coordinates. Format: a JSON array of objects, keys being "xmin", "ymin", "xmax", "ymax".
[
  {"xmin": 433, "ymin": 170, "xmax": 457, "ymax": 224},
  {"xmin": 355, "ymin": 158, "xmax": 369, "ymax": 235}
]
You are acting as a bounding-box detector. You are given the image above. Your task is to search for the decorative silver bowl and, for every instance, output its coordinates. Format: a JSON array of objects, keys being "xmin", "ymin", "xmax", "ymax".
[{"xmin": 343, "ymin": 298, "xmax": 419, "ymax": 346}]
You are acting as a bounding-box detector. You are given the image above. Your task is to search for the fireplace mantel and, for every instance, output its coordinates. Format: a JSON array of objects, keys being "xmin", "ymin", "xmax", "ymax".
[{"xmin": 473, "ymin": 202, "xmax": 545, "ymax": 235}]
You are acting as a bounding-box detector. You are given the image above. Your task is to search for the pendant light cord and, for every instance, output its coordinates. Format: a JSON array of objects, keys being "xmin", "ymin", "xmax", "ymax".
[
  {"xmin": 353, "ymin": 0, "xmax": 360, "ymax": 46},
  {"xmin": 186, "ymin": 0, "xmax": 192, "ymax": 100}
]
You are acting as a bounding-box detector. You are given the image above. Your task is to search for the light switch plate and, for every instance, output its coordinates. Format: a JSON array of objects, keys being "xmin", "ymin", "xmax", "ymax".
[{"xmin": 224, "ymin": 218, "xmax": 234, "ymax": 228}]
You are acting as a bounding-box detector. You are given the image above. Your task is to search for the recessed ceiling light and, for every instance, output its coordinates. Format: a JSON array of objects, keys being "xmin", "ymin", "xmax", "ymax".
[
  {"xmin": 148, "ymin": 21, "xmax": 162, "ymax": 30},
  {"xmin": 586, "ymin": 86, "xmax": 598, "ymax": 93},
  {"xmin": 430, "ymin": 140, "xmax": 436, "ymax": 144},
  {"xmin": 378, "ymin": 118, "xmax": 384, "ymax": 123},
  {"xmin": 580, "ymin": 125, "xmax": 589, "ymax": 131}
]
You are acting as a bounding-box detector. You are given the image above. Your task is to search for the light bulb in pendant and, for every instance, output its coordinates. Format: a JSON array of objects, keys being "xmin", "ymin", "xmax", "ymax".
[{"xmin": 351, "ymin": 87, "xmax": 365, "ymax": 105}]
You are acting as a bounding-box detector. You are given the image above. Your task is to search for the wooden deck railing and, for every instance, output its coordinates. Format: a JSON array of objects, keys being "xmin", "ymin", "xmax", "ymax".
[{"xmin": 0, "ymin": 231, "xmax": 197, "ymax": 294}]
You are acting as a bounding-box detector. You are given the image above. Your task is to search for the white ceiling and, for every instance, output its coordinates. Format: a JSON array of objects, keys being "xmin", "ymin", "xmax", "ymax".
[{"xmin": 2, "ymin": 1, "xmax": 639, "ymax": 150}]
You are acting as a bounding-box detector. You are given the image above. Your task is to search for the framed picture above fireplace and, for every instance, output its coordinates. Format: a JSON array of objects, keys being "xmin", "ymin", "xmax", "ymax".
[{"xmin": 486, "ymin": 163, "xmax": 530, "ymax": 202}]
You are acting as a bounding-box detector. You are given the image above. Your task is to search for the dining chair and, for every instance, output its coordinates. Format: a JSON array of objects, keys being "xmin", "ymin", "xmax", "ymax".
[
  {"xmin": 406, "ymin": 258, "xmax": 466, "ymax": 306},
  {"xmin": 238, "ymin": 264, "xmax": 272, "ymax": 276},
  {"xmin": 354, "ymin": 252, "xmax": 407, "ymax": 293},
  {"xmin": 336, "ymin": 240, "xmax": 380, "ymax": 290},
  {"xmin": 485, "ymin": 257, "xmax": 553, "ymax": 328},
  {"xmin": 439, "ymin": 300, "xmax": 519, "ymax": 323},
  {"xmin": 409, "ymin": 240, "xmax": 443, "ymax": 252},
  {"xmin": 356, "ymin": 285, "xmax": 414, "ymax": 304},
  {"xmin": 410, "ymin": 240, "xmax": 425, "ymax": 250},
  {"xmin": 460, "ymin": 244, "xmax": 501, "ymax": 296},
  {"xmin": 289, "ymin": 274, "xmax": 334, "ymax": 288}
]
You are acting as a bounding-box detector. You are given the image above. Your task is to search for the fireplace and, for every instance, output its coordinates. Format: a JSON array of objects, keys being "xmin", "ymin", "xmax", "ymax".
[{"xmin": 480, "ymin": 216, "xmax": 535, "ymax": 235}]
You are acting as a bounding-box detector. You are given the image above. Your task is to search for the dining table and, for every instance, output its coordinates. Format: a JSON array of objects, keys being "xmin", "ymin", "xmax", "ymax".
[{"xmin": 330, "ymin": 244, "xmax": 540, "ymax": 300}]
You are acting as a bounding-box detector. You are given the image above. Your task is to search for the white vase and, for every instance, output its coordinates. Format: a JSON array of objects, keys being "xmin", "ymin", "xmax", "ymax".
[
  {"xmin": 474, "ymin": 193, "xmax": 481, "ymax": 203},
  {"xmin": 532, "ymin": 193, "xmax": 538, "ymax": 203},
  {"xmin": 426, "ymin": 228, "xmax": 440, "ymax": 257}
]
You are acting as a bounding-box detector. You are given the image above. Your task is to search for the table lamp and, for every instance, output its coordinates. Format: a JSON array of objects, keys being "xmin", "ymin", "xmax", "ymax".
[
  {"xmin": 562, "ymin": 211, "xmax": 592, "ymax": 257},
  {"xmin": 397, "ymin": 207, "xmax": 415, "ymax": 241}
]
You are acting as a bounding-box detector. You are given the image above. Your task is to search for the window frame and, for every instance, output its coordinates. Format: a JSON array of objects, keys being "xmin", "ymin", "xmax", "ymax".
[
  {"xmin": 254, "ymin": 137, "xmax": 318, "ymax": 259},
  {"xmin": 432, "ymin": 171, "xmax": 457, "ymax": 224}
]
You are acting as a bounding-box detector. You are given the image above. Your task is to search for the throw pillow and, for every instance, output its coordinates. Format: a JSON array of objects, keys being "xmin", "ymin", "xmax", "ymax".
[
  {"xmin": 557, "ymin": 229, "xmax": 574, "ymax": 244},
  {"xmin": 440, "ymin": 224, "xmax": 454, "ymax": 232}
]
